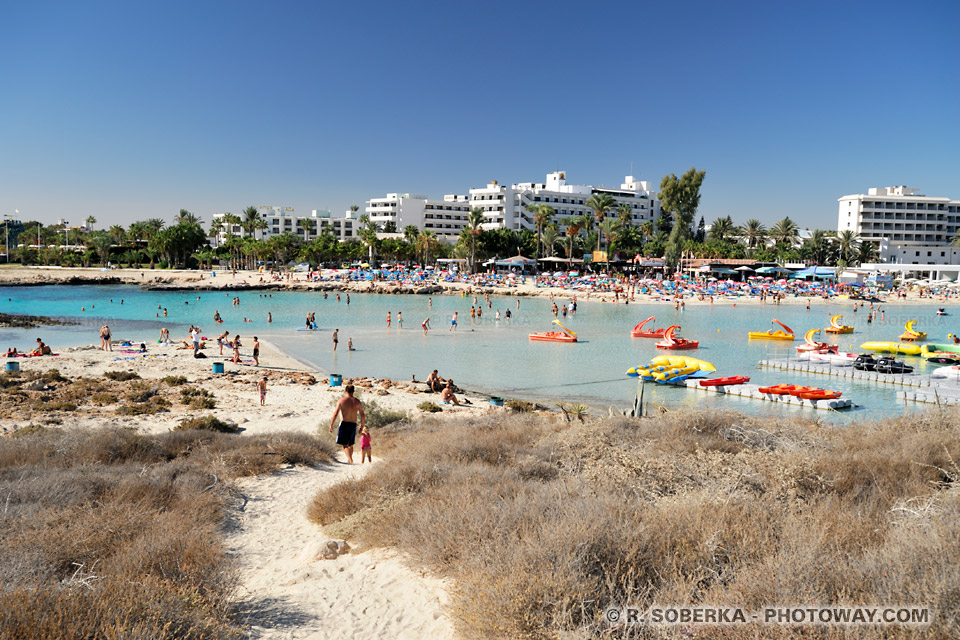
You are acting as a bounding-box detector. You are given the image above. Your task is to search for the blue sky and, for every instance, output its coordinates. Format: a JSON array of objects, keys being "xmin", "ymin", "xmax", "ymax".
[{"xmin": 1, "ymin": 0, "xmax": 957, "ymax": 231}]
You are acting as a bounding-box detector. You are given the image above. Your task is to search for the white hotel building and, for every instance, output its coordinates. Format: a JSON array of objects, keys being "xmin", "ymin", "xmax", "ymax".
[
  {"xmin": 838, "ymin": 186, "xmax": 960, "ymax": 265},
  {"xmin": 365, "ymin": 193, "xmax": 471, "ymax": 242},
  {"xmin": 468, "ymin": 171, "xmax": 661, "ymax": 232},
  {"xmin": 211, "ymin": 207, "xmax": 356, "ymax": 244}
]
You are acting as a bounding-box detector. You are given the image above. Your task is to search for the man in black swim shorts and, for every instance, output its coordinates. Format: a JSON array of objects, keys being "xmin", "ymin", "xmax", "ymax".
[{"xmin": 328, "ymin": 384, "xmax": 365, "ymax": 463}]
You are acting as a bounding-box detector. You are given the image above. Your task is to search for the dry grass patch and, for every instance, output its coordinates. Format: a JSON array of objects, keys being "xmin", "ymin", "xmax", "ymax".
[
  {"xmin": 0, "ymin": 427, "xmax": 336, "ymax": 638},
  {"xmin": 309, "ymin": 409, "xmax": 960, "ymax": 639}
]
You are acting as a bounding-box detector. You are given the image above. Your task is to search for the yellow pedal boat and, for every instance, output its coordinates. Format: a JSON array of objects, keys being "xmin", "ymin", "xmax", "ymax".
[
  {"xmin": 824, "ymin": 314, "xmax": 854, "ymax": 334},
  {"xmin": 749, "ymin": 319, "xmax": 795, "ymax": 341}
]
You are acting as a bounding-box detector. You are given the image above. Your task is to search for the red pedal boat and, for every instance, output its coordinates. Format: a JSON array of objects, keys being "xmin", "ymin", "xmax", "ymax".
[
  {"xmin": 655, "ymin": 325, "xmax": 699, "ymax": 350},
  {"xmin": 798, "ymin": 390, "xmax": 842, "ymax": 400},
  {"xmin": 631, "ymin": 316, "xmax": 667, "ymax": 338},
  {"xmin": 699, "ymin": 376, "xmax": 750, "ymax": 387},
  {"xmin": 758, "ymin": 384, "xmax": 797, "ymax": 395}
]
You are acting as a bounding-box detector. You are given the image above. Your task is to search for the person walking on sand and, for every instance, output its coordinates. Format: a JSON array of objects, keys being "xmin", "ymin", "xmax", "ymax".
[
  {"xmin": 217, "ymin": 330, "xmax": 230, "ymax": 355},
  {"xmin": 257, "ymin": 376, "xmax": 267, "ymax": 406},
  {"xmin": 329, "ymin": 384, "xmax": 365, "ymax": 464},
  {"xmin": 359, "ymin": 426, "xmax": 372, "ymax": 463},
  {"xmin": 99, "ymin": 325, "xmax": 112, "ymax": 352},
  {"xmin": 191, "ymin": 326, "xmax": 201, "ymax": 355},
  {"xmin": 332, "ymin": 328, "xmax": 339, "ymax": 350},
  {"xmin": 252, "ymin": 336, "xmax": 260, "ymax": 366}
]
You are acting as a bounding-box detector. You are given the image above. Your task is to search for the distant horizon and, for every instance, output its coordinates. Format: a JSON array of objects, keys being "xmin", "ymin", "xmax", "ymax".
[{"xmin": 2, "ymin": 1, "xmax": 957, "ymax": 230}]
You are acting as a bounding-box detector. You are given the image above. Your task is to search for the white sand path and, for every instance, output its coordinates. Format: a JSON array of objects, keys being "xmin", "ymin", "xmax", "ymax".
[{"xmin": 227, "ymin": 455, "xmax": 455, "ymax": 640}]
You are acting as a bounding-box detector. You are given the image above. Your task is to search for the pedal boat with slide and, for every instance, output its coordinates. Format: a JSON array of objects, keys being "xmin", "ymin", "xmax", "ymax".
[
  {"xmin": 630, "ymin": 316, "xmax": 667, "ymax": 338},
  {"xmin": 529, "ymin": 319, "xmax": 577, "ymax": 343},
  {"xmin": 824, "ymin": 314, "xmax": 854, "ymax": 334},
  {"xmin": 795, "ymin": 328, "xmax": 838, "ymax": 353},
  {"xmin": 655, "ymin": 325, "xmax": 699, "ymax": 350},
  {"xmin": 748, "ymin": 319, "xmax": 795, "ymax": 341}
]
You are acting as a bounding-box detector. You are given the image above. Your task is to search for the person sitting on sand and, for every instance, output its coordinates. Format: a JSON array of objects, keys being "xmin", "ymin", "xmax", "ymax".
[
  {"xmin": 5, "ymin": 347, "xmax": 18, "ymax": 357},
  {"xmin": 426, "ymin": 369, "xmax": 445, "ymax": 393},
  {"xmin": 31, "ymin": 338, "xmax": 51, "ymax": 356},
  {"xmin": 440, "ymin": 380, "xmax": 461, "ymax": 406},
  {"xmin": 348, "ymin": 337, "xmax": 355, "ymax": 351}
]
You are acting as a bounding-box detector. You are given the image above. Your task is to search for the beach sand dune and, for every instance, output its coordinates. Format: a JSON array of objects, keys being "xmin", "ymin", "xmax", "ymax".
[{"xmin": 228, "ymin": 456, "xmax": 455, "ymax": 640}]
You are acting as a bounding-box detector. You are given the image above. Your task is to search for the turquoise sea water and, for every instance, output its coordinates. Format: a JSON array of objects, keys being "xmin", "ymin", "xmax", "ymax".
[{"xmin": 2, "ymin": 284, "xmax": 957, "ymax": 423}]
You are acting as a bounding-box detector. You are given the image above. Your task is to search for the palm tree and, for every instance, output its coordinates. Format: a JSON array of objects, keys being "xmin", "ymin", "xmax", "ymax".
[
  {"xmin": 540, "ymin": 227, "xmax": 559, "ymax": 258},
  {"xmin": 209, "ymin": 218, "xmax": 223, "ymax": 248},
  {"xmin": 562, "ymin": 217, "xmax": 582, "ymax": 263},
  {"xmin": 298, "ymin": 217, "xmax": 316, "ymax": 240},
  {"xmin": 743, "ymin": 219, "xmax": 766, "ymax": 248},
  {"xmin": 857, "ymin": 241, "xmax": 878, "ymax": 265},
  {"xmin": 241, "ymin": 206, "xmax": 263, "ymax": 239},
  {"xmin": 639, "ymin": 220, "xmax": 654, "ymax": 245},
  {"xmin": 175, "ymin": 209, "xmax": 201, "ymax": 225},
  {"xmin": 467, "ymin": 208, "xmax": 485, "ymax": 273},
  {"xmin": 108, "ymin": 225, "xmax": 126, "ymax": 245},
  {"xmin": 836, "ymin": 229, "xmax": 860, "ymax": 264},
  {"xmin": 417, "ymin": 230, "xmax": 437, "ymax": 266},
  {"xmin": 586, "ymin": 193, "xmax": 616, "ymax": 252},
  {"xmin": 599, "ymin": 219, "xmax": 619, "ymax": 270},
  {"xmin": 708, "ymin": 216, "xmax": 735, "ymax": 242},
  {"xmin": 85, "ymin": 216, "xmax": 97, "ymax": 230},
  {"xmin": 524, "ymin": 203, "xmax": 553, "ymax": 260},
  {"xmin": 770, "ymin": 217, "xmax": 799, "ymax": 247},
  {"xmin": 617, "ymin": 203, "xmax": 632, "ymax": 227}
]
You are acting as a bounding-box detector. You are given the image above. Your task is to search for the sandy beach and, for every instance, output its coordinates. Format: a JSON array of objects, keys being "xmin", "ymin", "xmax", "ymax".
[
  {"xmin": 0, "ymin": 263, "xmax": 946, "ymax": 306},
  {"xmin": 1, "ymin": 340, "xmax": 486, "ymax": 638}
]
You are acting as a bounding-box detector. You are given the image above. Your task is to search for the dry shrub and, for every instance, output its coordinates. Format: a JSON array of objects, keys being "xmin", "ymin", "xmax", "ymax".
[
  {"xmin": 104, "ymin": 370, "xmax": 141, "ymax": 381},
  {"xmin": 176, "ymin": 415, "xmax": 238, "ymax": 433},
  {"xmin": 309, "ymin": 409, "xmax": 960, "ymax": 639},
  {"xmin": 0, "ymin": 427, "xmax": 336, "ymax": 638}
]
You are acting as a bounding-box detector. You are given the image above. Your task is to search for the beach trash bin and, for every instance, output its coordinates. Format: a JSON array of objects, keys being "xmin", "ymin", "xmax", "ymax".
[
  {"xmin": 489, "ymin": 396, "xmax": 504, "ymax": 407},
  {"xmin": 6, "ymin": 361, "xmax": 20, "ymax": 372},
  {"xmin": 330, "ymin": 373, "xmax": 343, "ymax": 387},
  {"xmin": 212, "ymin": 362, "xmax": 225, "ymax": 374}
]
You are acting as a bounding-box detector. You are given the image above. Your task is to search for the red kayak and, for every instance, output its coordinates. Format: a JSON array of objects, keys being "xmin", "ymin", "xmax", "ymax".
[
  {"xmin": 699, "ymin": 376, "xmax": 750, "ymax": 387},
  {"xmin": 788, "ymin": 386, "xmax": 823, "ymax": 397},
  {"xmin": 799, "ymin": 390, "xmax": 842, "ymax": 400},
  {"xmin": 758, "ymin": 384, "xmax": 797, "ymax": 395},
  {"xmin": 631, "ymin": 316, "xmax": 667, "ymax": 338}
]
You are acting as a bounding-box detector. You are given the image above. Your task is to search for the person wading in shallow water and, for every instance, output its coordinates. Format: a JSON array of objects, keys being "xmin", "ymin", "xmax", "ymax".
[{"xmin": 329, "ymin": 385, "xmax": 366, "ymax": 463}]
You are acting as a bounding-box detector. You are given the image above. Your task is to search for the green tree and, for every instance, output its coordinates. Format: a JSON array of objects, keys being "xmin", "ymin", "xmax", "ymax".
[
  {"xmin": 658, "ymin": 167, "xmax": 706, "ymax": 271},
  {"xmin": 175, "ymin": 209, "xmax": 201, "ymax": 225},
  {"xmin": 540, "ymin": 227, "xmax": 559, "ymax": 258},
  {"xmin": 85, "ymin": 216, "xmax": 97, "ymax": 230},
  {"xmin": 857, "ymin": 241, "xmax": 878, "ymax": 265},
  {"xmin": 769, "ymin": 217, "xmax": 799, "ymax": 247},
  {"xmin": 617, "ymin": 203, "xmax": 632, "ymax": 227},
  {"xmin": 467, "ymin": 208, "xmax": 485, "ymax": 273},
  {"xmin": 743, "ymin": 219, "xmax": 767, "ymax": 249},
  {"xmin": 708, "ymin": 216, "xmax": 735, "ymax": 242},
  {"xmin": 586, "ymin": 193, "xmax": 616, "ymax": 252},
  {"xmin": 87, "ymin": 231, "xmax": 113, "ymax": 266},
  {"xmin": 836, "ymin": 229, "xmax": 860, "ymax": 265},
  {"xmin": 562, "ymin": 217, "xmax": 583, "ymax": 263}
]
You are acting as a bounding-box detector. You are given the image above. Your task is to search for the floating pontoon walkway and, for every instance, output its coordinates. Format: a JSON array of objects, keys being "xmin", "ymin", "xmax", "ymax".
[
  {"xmin": 675, "ymin": 379, "xmax": 854, "ymax": 410},
  {"xmin": 758, "ymin": 358, "xmax": 928, "ymax": 387}
]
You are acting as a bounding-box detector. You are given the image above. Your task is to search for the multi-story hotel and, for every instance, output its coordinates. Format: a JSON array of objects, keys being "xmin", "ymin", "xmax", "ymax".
[
  {"xmin": 365, "ymin": 193, "xmax": 472, "ymax": 242},
  {"xmin": 468, "ymin": 171, "xmax": 661, "ymax": 232},
  {"xmin": 838, "ymin": 186, "xmax": 960, "ymax": 265},
  {"xmin": 211, "ymin": 207, "xmax": 355, "ymax": 244}
]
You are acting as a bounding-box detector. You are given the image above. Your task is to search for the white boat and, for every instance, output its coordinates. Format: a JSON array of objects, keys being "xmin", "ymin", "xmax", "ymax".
[
  {"xmin": 806, "ymin": 351, "xmax": 857, "ymax": 366},
  {"xmin": 931, "ymin": 365, "xmax": 960, "ymax": 379}
]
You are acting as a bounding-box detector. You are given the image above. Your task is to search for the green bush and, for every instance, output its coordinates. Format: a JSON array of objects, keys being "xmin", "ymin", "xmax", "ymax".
[
  {"xmin": 363, "ymin": 400, "xmax": 408, "ymax": 428},
  {"xmin": 181, "ymin": 387, "xmax": 216, "ymax": 410},
  {"xmin": 506, "ymin": 399, "xmax": 535, "ymax": 413},
  {"xmin": 91, "ymin": 392, "xmax": 118, "ymax": 405},
  {"xmin": 162, "ymin": 375, "xmax": 188, "ymax": 386},
  {"xmin": 417, "ymin": 401, "xmax": 442, "ymax": 413}
]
